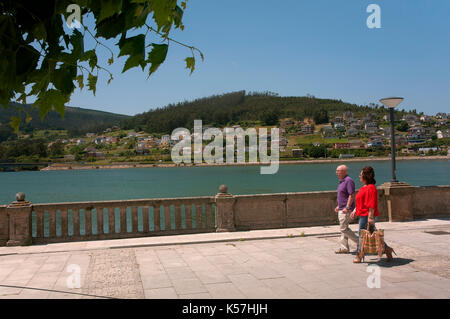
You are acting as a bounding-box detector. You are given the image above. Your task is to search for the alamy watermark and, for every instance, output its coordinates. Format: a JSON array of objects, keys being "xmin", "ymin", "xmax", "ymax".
[
  {"xmin": 366, "ymin": 4, "xmax": 381, "ymax": 29},
  {"xmin": 66, "ymin": 264, "xmax": 81, "ymax": 289},
  {"xmin": 66, "ymin": 4, "xmax": 82, "ymax": 29},
  {"xmin": 366, "ymin": 265, "xmax": 381, "ymax": 288},
  {"xmin": 171, "ymin": 120, "xmax": 280, "ymax": 174}
]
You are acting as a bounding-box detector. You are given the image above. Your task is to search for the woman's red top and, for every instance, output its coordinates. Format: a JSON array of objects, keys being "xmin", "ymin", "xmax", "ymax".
[{"xmin": 355, "ymin": 184, "xmax": 379, "ymax": 217}]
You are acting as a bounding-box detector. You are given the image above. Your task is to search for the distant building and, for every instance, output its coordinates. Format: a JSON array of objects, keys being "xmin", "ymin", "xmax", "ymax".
[
  {"xmin": 292, "ymin": 149, "xmax": 303, "ymax": 157},
  {"xmin": 343, "ymin": 111, "xmax": 353, "ymax": 121},
  {"xmin": 334, "ymin": 123, "xmax": 345, "ymax": 130},
  {"xmin": 76, "ymin": 138, "xmax": 85, "ymax": 145},
  {"xmin": 334, "ymin": 143, "xmax": 350, "ymax": 149},
  {"xmin": 367, "ymin": 139, "xmax": 383, "ymax": 148},
  {"xmin": 437, "ymin": 129, "xmax": 450, "ymax": 139},
  {"xmin": 321, "ymin": 126, "xmax": 335, "ymax": 137},
  {"xmin": 161, "ymin": 134, "xmax": 170, "ymax": 144},
  {"xmin": 402, "ymin": 114, "xmax": 418, "ymax": 122},
  {"xmin": 419, "ymin": 147, "xmax": 438, "ymax": 154},
  {"xmin": 94, "ymin": 137, "xmax": 106, "ymax": 145},
  {"xmin": 64, "ymin": 154, "xmax": 75, "ymax": 161},
  {"xmin": 345, "ymin": 128, "xmax": 359, "ymax": 137},
  {"xmin": 86, "ymin": 133, "xmax": 95, "ymax": 138},
  {"xmin": 334, "ymin": 116, "xmax": 343, "ymax": 124},
  {"xmin": 360, "ymin": 117, "xmax": 372, "ymax": 125},
  {"xmin": 436, "ymin": 113, "xmax": 448, "ymax": 119},
  {"xmin": 339, "ymin": 154, "xmax": 355, "ymax": 159},
  {"xmin": 349, "ymin": 140, "xmax": 364, "ymax": 149},
  {"xmin": 407, "ymin": 126, "xmax": 426, "ymax": 143},
  {"xmin": 127, "ymin": 131, "xmax": 137, "ymax": 137},
  {"xmin": 301, "ymin": 124, "xmax": 312, "ymax": 134},
  {"xmin": 364, "ymin": 122, "xmax": 378, "ymax": 134},
  {"xmin": 420, "ymin": 115, "xmax": 432, "ymax": 122}
]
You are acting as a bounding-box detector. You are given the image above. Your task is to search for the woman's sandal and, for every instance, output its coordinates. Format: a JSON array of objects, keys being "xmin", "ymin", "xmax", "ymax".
[{"xmin": 353, "ymin": 251, "xmax": 364, "ymax": 263}]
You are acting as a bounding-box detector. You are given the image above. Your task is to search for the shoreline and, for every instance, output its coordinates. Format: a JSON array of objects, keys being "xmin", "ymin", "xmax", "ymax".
[{"xmin": 40, "ymin": 155, "xmax": 449, "ymax": 171}]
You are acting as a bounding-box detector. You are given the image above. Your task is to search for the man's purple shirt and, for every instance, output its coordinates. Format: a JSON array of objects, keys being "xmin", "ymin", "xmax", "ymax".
[{"xmin": 337, "ymin": 175, "xmax": 356, "ymax": 211}]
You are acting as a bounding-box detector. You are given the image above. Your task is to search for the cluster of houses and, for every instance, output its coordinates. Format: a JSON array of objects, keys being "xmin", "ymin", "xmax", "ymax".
[{"xmin": 283, "ymin": 111, "xmax": 449, "ymax": 157}]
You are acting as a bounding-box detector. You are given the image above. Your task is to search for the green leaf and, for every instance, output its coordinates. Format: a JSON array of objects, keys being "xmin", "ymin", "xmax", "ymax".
[
  {"xmin": 32, "ymin": 22, "xmax": 47, "ymax": 41},
  {"xmin": 147, "ymin": 43, "xmax": 168, "ymax": 76},
  {"xmin": 148, "ymin": 0, "xmax": 177, "ymax": 32},
  {"xmin": 185, "ymin": 57, "xmax": 195, "ymax": 75},
  {"xmin": 88, "ymin": 73, "xmax": 98, "ymax": 95},
  {"xmin": 118, "ymin": 34, "xmax": 146, "ymax": 73},
  {"xmin": 98, "ymin": 0, "xmax": 123, "ymax": 23},
  {"xmin": 53, "ymin": 66, "xmax": 76, "ymax": 95},
  {"xmin": 76, "ymin": 75, "xmax": 84, "ymax": 89},
  {"xmin": 108, "ymin": 56, "xmax": 114, "ymax": 65},
  {"xmin": 81, "ymin": 49, "xmax": 98, "ymax": 71},
  {"xmin": 10, "ymin": 116, "xmax": 21, "ymax": 133},
  {"xmin": 34, "ymin": 89, "xmax": 69, "ymax": 120},
  {"xmin": 70, "ymin": 29, "xmax": 84, "ymax": 59}
]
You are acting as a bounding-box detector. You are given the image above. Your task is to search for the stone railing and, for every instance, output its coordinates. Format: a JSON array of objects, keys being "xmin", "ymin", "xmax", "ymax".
[{"xmin": 1, "ymin": 183, "xmax": 449, "ymax": 246}]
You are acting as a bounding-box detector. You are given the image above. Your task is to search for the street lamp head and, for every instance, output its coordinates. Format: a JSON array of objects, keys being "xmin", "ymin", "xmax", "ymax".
[{"xmin": 379, "ymin": 97, "xmax": 404, "ymax": 109}]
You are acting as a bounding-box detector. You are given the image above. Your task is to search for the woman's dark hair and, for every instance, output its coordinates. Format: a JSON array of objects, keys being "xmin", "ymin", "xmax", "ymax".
[{"xmin": 361, "ymin": 166, "xmax": 376, "ymax": 184}]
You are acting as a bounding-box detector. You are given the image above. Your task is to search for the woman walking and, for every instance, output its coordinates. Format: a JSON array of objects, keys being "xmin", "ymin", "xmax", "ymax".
[{"xmin": 351, "ymin": 166, "xmax": 396, "ymax": 263}]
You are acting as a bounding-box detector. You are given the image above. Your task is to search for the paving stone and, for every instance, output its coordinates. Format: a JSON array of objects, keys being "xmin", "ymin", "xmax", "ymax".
[
  {"xmin": 144, "ymin": 287, "xmax": 178, "ymax": 299},
  {"xmin": 172, "ymin": 278, "xmax": 208, "ymax": 295}
]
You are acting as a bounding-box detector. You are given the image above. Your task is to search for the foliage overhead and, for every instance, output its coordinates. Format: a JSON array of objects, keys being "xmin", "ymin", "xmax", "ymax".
[{"xmin": 0, "ymin": 0, "xmax": 203, "ymax": 131}]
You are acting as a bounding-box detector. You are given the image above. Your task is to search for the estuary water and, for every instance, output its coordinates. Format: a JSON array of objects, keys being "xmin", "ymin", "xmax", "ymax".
[{"xmin": 0, "ymin": 159, "xmax": 449, "ymax": 205}]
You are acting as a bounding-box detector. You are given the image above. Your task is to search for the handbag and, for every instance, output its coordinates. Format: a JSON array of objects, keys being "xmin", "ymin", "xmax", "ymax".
[{"xmin": 360, "ymin": 223, "xmax": 385, "ymax": 258}]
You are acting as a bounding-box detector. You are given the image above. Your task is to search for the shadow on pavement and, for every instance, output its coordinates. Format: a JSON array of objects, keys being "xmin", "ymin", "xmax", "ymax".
[{"xmin": 366, "ymin": 257, "xmax": 414, "ymax": 268}]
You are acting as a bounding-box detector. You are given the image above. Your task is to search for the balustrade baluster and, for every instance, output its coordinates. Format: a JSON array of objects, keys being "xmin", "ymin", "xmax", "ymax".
[
  {"xmin": 120, "ymin": 207, "xmax": 127, "ymax": 233},
  {"xmin": 97, "ymin": 207, "xmax": 104, "ymax": 235},
  {"xmin": 73, "ymin": 209, "xmax": 80, "ymax": 236},
  {"xmin": 131, "ymin": 206, "xmax": 139, "ymax": 233},
  {"xmin": 61, "ymin": 209, "xmax": 68, "ymax": 237},
  {"xmin": 142, "ymin": 206, "xmax": 150, "ymax": 233},
  {"xmin": 85, "ymin": 208, "xmax": 92, "ymax": 236},
  {"xmin": 164, "ymin": 206, "xmax": 171, "ymax": 231},
  {"xmin": 154, "ymin": 205, "xmax": 161, "ymax": 232},
  {"xmin": 108, "ymin": 208, "xmax": 115, "ymax": 234},
  {"xmin": 174, "ymin": 205, "xmax": 182, "ymax": 230},
  {"xmin": 35, "ymin": 208, "xmax": 44, "ymax": 239},
  {"xmin": 206, "ymin": 203, "xmax": 213, "ymax": 228},
  {"xmin": 185, "ymin": 204, "xmax": 192, "ymax": 230}
]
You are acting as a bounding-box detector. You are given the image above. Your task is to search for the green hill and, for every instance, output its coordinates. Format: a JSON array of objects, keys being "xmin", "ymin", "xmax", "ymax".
[
  {"xmin": 121, "ymin": 90, "xmax": 396, "ymax": 134},
  {"xmin": 0, "ymin": 102, "xmax": 130, "ymax": 134}
]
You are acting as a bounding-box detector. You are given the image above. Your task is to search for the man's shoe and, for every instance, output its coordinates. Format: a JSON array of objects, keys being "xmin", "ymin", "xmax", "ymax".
[{"xmin": 335, "ymin": 248, "xmax": 349, "ymax": 254}]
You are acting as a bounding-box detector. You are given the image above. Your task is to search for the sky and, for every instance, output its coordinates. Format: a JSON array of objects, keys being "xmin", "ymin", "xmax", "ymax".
[{"xmin": 67, "ymin": 0, "xmax": 450, "ymax": 116}]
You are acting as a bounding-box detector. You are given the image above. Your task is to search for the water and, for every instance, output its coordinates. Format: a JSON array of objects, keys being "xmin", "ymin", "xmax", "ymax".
[{"xmin": 0, "ymin": 159, "xmax": 449, "ymax": 205}]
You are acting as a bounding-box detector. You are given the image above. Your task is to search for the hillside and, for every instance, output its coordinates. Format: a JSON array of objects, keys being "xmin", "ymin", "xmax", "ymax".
[
  {"xmin": 122, "ymin": 90, "xmax": 402, "ymax": 134},
  {"xmin": 0, "ymin": 102, "xmax": 130, "ymax": 134}
]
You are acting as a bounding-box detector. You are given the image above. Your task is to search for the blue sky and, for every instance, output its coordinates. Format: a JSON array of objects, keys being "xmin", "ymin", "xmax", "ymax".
[{"xmin": 68, "ymin": 0, "xmax": 450, "ymax": 116}]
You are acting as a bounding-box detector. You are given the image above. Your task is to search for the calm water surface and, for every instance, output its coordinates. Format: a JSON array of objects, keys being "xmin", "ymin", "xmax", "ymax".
[{"xmin": 0, "ymin": 159, "xmax": 449, "ymax": 205}]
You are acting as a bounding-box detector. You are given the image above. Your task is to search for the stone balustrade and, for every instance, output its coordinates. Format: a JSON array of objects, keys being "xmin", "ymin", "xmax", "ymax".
[{"xmin": 0, "ymin": 183, "xmax": 449, "ymax": 246}]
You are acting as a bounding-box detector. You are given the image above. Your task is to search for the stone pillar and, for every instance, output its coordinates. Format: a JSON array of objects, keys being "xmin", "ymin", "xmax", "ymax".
[
  {"xmin": 380, "ymin": 182, "xmax": 417, "ymax": 222},
  {"xmin": 215, "ymin": 185, "xmax": 236, "ymax": 232},
  {"xmin": 6, "ymin": 192, "xmax": 33, "ymax": 246}
]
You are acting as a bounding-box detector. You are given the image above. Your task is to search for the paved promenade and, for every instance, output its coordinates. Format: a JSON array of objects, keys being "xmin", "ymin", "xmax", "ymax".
[{"xmin": 1, "ymin": 218, "xmax": 450, "ymax": 299}]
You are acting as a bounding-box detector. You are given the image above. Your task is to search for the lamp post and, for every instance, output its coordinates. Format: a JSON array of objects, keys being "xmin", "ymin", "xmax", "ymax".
[{"xmin": 379, "ymin": 97, "xmax": 404, "ymax": 182}]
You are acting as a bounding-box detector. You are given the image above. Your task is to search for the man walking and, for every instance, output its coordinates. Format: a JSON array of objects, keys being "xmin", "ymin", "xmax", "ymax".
[{"xmin": 335, "ymin": 164, "xmax": 359, "ymax": 254}]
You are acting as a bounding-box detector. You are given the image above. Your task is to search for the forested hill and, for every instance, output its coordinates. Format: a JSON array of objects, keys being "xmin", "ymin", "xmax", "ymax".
[
  {"xmin": 0, "ymin": 102, "xmax": 130, "ymax": 133},
  {"xmin": 121, "ymin": 90, "xmax": 393, "ymax": 134}
]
